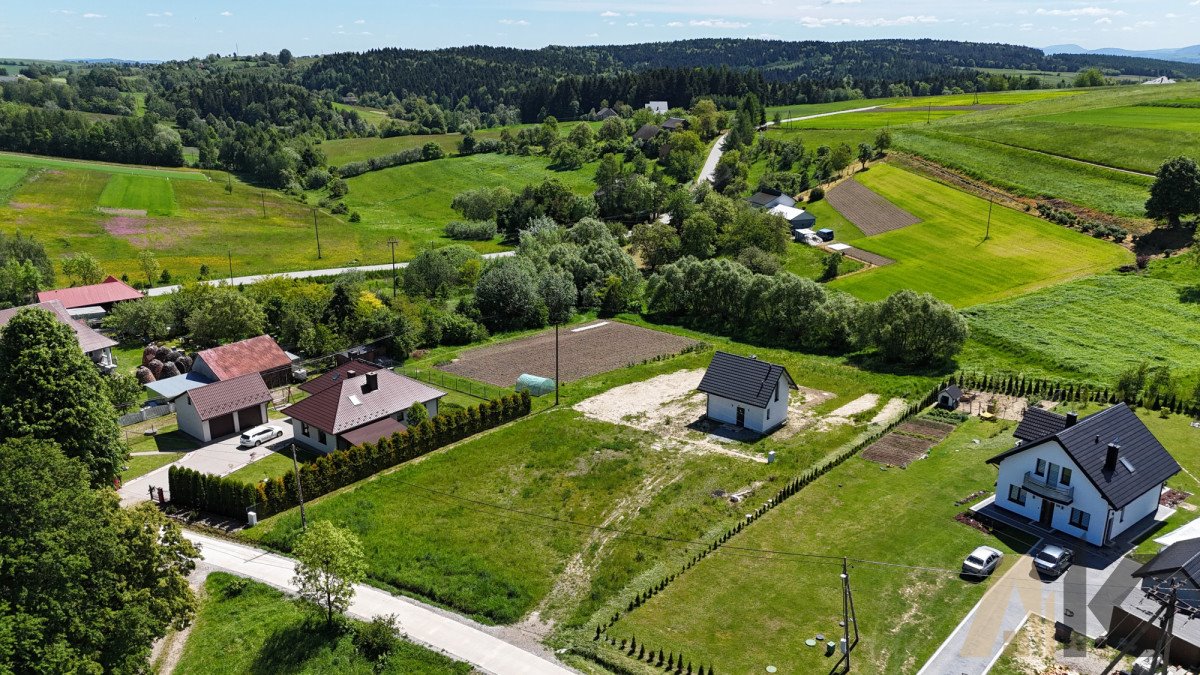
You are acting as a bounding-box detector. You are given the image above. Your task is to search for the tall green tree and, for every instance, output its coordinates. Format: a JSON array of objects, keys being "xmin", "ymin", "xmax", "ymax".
[
  {"xmin": 102, "ymin": 298, "xmax": 171, "ymax": 343},
  {"xmin": 0, "ymin": 438, "xmax": 198, "ymax": 673},
  {"xmin": 0, "ymin": 260, "xmax": 41, "ymax": 308},
  {"xmin": 138, "ymin": 249, "xmax": 160, "ymax": 286},
  {"xmin": 185, "ymin": 286, "xmax": 267, "ymax": 348},
  {"xmin": 861, "ymin": 290, "xmax": 968, "ymax": 366},
  {"xmin": 0, "ymin": 307, "xmax": 127, "ymax": 486},
  {"xmin": 1146, "ymin": 156, "xmax": 1200, "ymax": 227},
  {"xmin": 60, "ymin": 252, "xmax": 105, "ymax": 286},
  {"xmin": 292, "ymin": 520, "xmax": 367, "ymax": 625}
]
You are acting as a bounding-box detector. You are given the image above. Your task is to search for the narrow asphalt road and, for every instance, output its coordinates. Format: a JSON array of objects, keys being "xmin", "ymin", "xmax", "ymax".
[
  {"xmin": 146, "ymin": 251, "xmax": 515, "ymax": 296},
  {"xmin": 185, "ymin": 532, "xmax": 577, "ymax": 675}
]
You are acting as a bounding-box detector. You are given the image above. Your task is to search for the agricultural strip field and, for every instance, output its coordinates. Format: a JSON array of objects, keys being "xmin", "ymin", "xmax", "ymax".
[
  {"xmin": 860, "ymin": 417, "xmax": 955, "ymax": 467},
  {"xmin": 334, "ymin": 153, "xmax": 597, "ymax": 260},
  {"xmin": 0, "ymin": 150, "xmax": 209, "ymax": 180},
  {"xmin": 97, "ymin": 174, "xmax": 176, "ymax": 216},
  {"xmin": 961, "ymin": 273, "xmax": 1200, "ymax": 385},
  {"xmin": 825, "ymin": 177, "xmax": 922, "ymax": 235},
  {"xmin": 0, "ymin": 167, "xmax": 25, "ymax": 203},
  {"xmin": 172, "ymin": 572, "xmax": 470, "ymax": 675},
  {"xmin": 611, "ymin": 418, "xmax": 1034, "ymax": 674},
  {"xmin": 437, "ymin": 321, "xmax": 698, "ymax": 387},
  {"xmin": 827, "ymin": 164, "xmax": 1131, "ymax": 306},
  {"xmin": 778, "ymin": 108, "xmax": 973, "ymax": 129},
  {"xmin": 1035, "ymin": 105, "xmax": 1200, "ymax": 132}
]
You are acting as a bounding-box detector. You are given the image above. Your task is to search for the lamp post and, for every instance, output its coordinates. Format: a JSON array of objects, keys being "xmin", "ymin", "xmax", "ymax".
[{"xmin": 387, "ymin": 237, "xmax": 399, "ymax": 298}]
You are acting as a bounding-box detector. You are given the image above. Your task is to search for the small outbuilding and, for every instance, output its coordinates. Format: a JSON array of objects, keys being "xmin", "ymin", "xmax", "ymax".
[
  {"xmin": 633, "ymin": 124, "xmax": 661, "ymax": 142},
  {"xmin": 595, "ymin": 107, "xmax": 619, "ymax": 120},
  {"xmin": 661, "ymin": 117, "xmax": 690, "ymax": 132},
  {"xmin": 747, "ymin": 188, "xmax": 796, "ymax": 210},
  {"xmin": 516, "ymin": 373, "xmax": 556, "ymax": 397},
  {"xmin": 174, "ymin": 373, "xmax": 272, "ymax": 442},
  {"xmin": 937, "ymin": 385, "xmax": 963, "ymax": 410},
  {"xmin": 645, "ymin": 101, "xmax": 669, "ymax": 114},
  {"xmin": 697, "ymin": 351, "xmax": 797, "ymax": 434},
  {"xmin": 769, "ymin": 204, "xmax": 817, "ymax": 230}
]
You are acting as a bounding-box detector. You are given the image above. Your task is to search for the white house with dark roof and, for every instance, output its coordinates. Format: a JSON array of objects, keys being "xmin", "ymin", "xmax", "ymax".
[
  {"xmin": 696, "ymin": 351, "xmax": 797, "ymax": 434},
  {"xmin": 987, "ymin": 404, "xmax": 1180, "ymax": 546},
  {"xmin": 174, "ymin": 373, "xmax": 272, "ymax": 442},
  {"xmin": 0, "ymin": 300, "xmax": 118, "ymax": 372}
]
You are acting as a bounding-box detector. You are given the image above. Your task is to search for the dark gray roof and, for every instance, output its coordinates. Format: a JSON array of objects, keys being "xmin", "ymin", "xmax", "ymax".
[
  {"xmin": 633, "ymin": 124, "xmax": 660, "ymax": 141},
  {"xmin": 989, "ymin": 404, "xmax": 1180, "ymax": 510},
  {"xmin": 1013, "ymin": 407, "xmax": 1067, "ymax": 442},
  {"xmin": 697, "ymin": 351, "xmax": 797, "ymax": 409},
  {"xmin": 747, "ymin": 189, "xmax": 783, "ymax": 207},
  {"xmin": 1133, "ymin": 538, "xmax": 1200, "ymax": 587},
  {"xmin": 796, "ymin": 212, "xmax": 818, "ymax": 224},
  {"xmin": 941, "ymin": 384, "xmax": 963, "ymax": 400}
]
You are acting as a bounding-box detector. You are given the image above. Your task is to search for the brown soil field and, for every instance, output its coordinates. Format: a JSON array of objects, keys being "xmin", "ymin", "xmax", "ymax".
[
  {"xmin": 437, "ymin": 321, "xmax": 699, "ymax": 387},
  {"xmin": 861, "ymin": 431, "xmax": 937, "ymax": 467},
  {"xmin": 826, "ymin": 178, "xmax": 922, "ymax": 235},
  {"xmin": 897, "ymin": 418, "xmax": 956, "ymax": 440}
]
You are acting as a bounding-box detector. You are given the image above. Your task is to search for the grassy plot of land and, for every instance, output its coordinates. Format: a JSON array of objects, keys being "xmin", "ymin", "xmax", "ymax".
[
  {"xmin": 321, "ymin": 122, "xmax": 598, "ymax": 167},
  {"xmin": 97, "ymin": 174, "xmax": 176, "ymax": 216},
  {"xmin": 172, "ymin": 572, "xmax": 470, "ymax": 675},
  {"xmin": 780, "ymin": 109, "xmax": 973, "ymax": 129},
  {"xmin": 0, "ymin": 150, "xmax": 208, "ymax": 180},
  {"xmin": 335, "ymin": 153, "xmax": 596, "ymax": 260},
  {"xmin": 962, "ymin": 273, "xmax": 1200, "ymax": 384},
  {"xmin": 225, "ymin": 444, "xmax": 320, "ymax": 485},
  {"xmin": 612, "ymin": 418, "xmax": 1033, "ymax": 675},
  {"xmin": 828, "ymin": 164, "xmax": 1131, "ymax": 306},
  {"xmin": 0, "ymin": 166, "xmax": 25, "ymax": 203},
  {"xmin": 1036, "ymin": 104, "xmax": 1200, "ymax": 132},
  {"xmin": 120, "ymin": 452, "xmax": 185, "ymax": 481}
]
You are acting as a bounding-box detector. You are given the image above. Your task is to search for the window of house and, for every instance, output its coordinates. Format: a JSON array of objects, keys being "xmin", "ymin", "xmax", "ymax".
[
  {"xmin": 767, "ymin": 408, "xmax": 771, "ymax": 420},
  {"xmin": 1069, "ymin": 508, "xmax": 1090, "ymax": 529},
  {"xmin": 301, "ymin": 422, "xmax": 310, "ymax": 437},
  {"xmin": 775, "ymin": 383, "xmax": 780, "ymax": 402},
  {"xmin": 318, "ymin": 429, "xmax": 327, "ymax": 445},
  {"xmin": 1060, "ymin": 467, "xmax": 1072, "ymax": 486},
  {"xmin": 1008, "ymin": 484, "xmax": 1026, "ymax": 506},
  {"xmin": 1035, "ymin": 459, "xmax": 1046, "ymax": 476}
]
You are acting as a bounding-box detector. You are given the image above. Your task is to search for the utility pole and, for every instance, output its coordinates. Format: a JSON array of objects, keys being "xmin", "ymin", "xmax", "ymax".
[
  {"xmin": 227, "ymin": 248, "xmax": 233, "ymax": 282},
  {"xmin": 387, "ymin": 237, "xmax": 399, "ymax": 299},
  {"xmin": 830, "ymin": 558, "xmax": 859, "ymax": 675},
  {"xmin": 985, "ymin": 195, "xmax": 994, "ymax": 241},
  {"xmin": 313, "ymin": 208, "xmax": 322, "ymax": 260},
  {"xmin": 1101, "ymin": 581, "xmax": 1175, "ymax": 674},
  {"xmin": 290, "ymin": 443, "xmax": 307, "ymax": 532},
  {"xmin": 260, "ymin": 190, "xmax": 266, "ymax": 218},
  {"xmin": 554, "ymin": 322, "xmax": 560, "ymax": 406}
]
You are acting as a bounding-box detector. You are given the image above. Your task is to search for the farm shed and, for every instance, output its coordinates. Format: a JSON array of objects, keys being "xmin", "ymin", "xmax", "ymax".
[
  {"xmin": 697, "ymin": 351, "xmax": 797, "ymax": 434},
  {"xmin": 633, "ymin": 124, "xmax": 661, "ymax": 142},
  {"xmin": 937, "ymin": 385, "xmax": 963, "ymax": 410},
  {"xmin": 174, "ymin": 373, "xmax": 272, "ymax": 443},
  {"xmin": 516, "ymin": 373, "xmax": 556, "ymax": 397},
  {"xmin": 747, "ymin": 188, "xmax": 796, "ymax": 210},
  {"xmin": 37, "ymin": 275, "xmax": 143, "ymax": 311}
]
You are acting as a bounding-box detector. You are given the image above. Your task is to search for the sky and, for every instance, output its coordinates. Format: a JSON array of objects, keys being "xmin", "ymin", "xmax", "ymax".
[{"xmin": 0, "ymin": 1, "xmax": 1196, "ymax": 61}]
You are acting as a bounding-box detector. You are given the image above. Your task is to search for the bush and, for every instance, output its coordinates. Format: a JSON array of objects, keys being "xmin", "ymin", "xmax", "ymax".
[
  {"xmin": 808, "ymin": 186, "xmax": 825, "ymax": 202},
  {"xmin": 331, "ymin": 202, "xmax": 349, "ymax": 215},
  {"xmin": 444, "ymin": 220, "xmax": 498, "ymax": 241},
  {"xmin": 349, "ymin": 211, "xmax": 362, "ymax": 223},
  {"xmin": 354, "ymin": 614, "xmax": 400, "ymax": 663}
]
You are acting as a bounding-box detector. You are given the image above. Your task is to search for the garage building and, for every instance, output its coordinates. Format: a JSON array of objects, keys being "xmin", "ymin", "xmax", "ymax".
[{"xmin": 175, "ymin": 373, "xmax": 272, "ymax": 443}]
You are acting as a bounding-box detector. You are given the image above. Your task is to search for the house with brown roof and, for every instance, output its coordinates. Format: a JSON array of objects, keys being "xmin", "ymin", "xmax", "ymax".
[
  {"xmin": 283, "ymin": 368, "xmax": 445, "ymax": 453},
  {"xmin": 174, "ymin": 373, "xmax": 272, "ymax": 442},
  {"xmin": 37, "ymin": 275, "xmax": 143, "ymax": 312},
  {"xmin": 298, "ymin": 359, "xmax": 385, "ymax": 395},
  {"xmin": 192, "ymin": 334, "xmax": 294, "ymax": 388},
  {"xmin": 0, "ymin": 300, "xmax": 118, "ymax": 373}
]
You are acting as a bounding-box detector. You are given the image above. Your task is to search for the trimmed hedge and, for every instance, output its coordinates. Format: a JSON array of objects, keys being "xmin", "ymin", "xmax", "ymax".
[
  {"xmin": 169, "ymin": 392, "xmax": 532, "ymax": 521},
  {"xmin": 946, "ymin": 371, "xmax": 1200, "ymax": 416}
]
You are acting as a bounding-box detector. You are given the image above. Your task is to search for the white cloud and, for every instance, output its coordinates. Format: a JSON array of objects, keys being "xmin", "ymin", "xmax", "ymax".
[
  {"xmin": 164, "ymin": 11, "xmax": 173, "ymax": 17},
  {"xmin": 82, "ymin": 13, "xmax": 104, "ymax": 19},
  {"xmin": 799, "ymin": 14, "xmax": 939, "ymax": 28},
  {"xmin": 667, "ymin": 20, "xmax": 684, "ymax": 26},
  {"xmin": 354, "ymin": 19, "xmax": 366, "ymax": 24},
  {"xmin": 52, "ymin": 9, "xmax": 75, "ymax": 14},
  {"xmin": 600, "ymin": 10, "xmax": 620, "ymax": 17},
  {"xmin": 1095, "ymin": 17, "xmax": 1112, "ymax": 24},
  {"xmin": 1035, "ymin": 7, "xmax": 1124, "ymax": 17},
  {"xmin": 826, "ymin": 0, "xmax": 861, "ymax": 4},
  {"xmin": 220, "ymin": 11, "xmax": 232, "ymax": 17},
  {"xmin": 499, "ymin": 18, "xmax": 530, "ymax": 25},
  {"xmin": 689, "ymin": 18, "xmax": 752, "ymax": 28}
]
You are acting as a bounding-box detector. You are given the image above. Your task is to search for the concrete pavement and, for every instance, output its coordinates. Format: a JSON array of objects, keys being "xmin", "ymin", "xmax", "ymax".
[
  {"xmin": 146, "ymin": 251, "xmax": 515, "ymax": 296},
  {"xmin": 767, "ymin": 105, "xmax": 882, "ymax": 127},
  {"xmin": 695, "ymin": 132, "xmax": 729, "ymax": 185},
  {"xmin": 119, "ymin": 424, "xmax": 294, "ymax": 506},
  {"xmin": 185, "ymin": 532, "xmax": 577, "ymax": 675}
]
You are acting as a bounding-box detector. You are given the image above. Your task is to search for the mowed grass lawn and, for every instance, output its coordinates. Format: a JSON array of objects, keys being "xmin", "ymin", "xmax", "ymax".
[
  {"xmin": 97, "ymin": 174, "xmax": 176, "ymax": 216},
  {"xmin": 961, "ymin": 273, "xmax": 1200, "ymax": 384},
  {"xmin": 1036, "ymin": 104, "xmax": 1200, "ymax": 132},
  {"xmin": 612, "ymin": 418, "xmax": 1034, "ymax": 675},
  {"xmin": 172, "ymin": 572, "xmax": 470, "ymax": 675},
  {"xmin": 336, "ymin": 153, "xmax": 597, "ymax": 260},
  {"xmin": 828, "ymin": 164, "xmax": 1131, "ymax": 306},
  {"xmin": 120, "ymin": 451, "xmax": 185, "ymax": 481},
  {"xmin": 782, "ymin": 108, "xmax": 973, "ymax": 129},
  {"xmin": 0, "ymin": 150, "xmax": 208, "ymax": 180}
]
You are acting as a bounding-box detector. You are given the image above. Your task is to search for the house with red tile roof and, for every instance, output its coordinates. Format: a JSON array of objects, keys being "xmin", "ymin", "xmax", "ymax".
[
  {"xmin": 0, "ymin": 300, "xmax": 118, "ymax": 372},
  {"xmin": 192, "ymin": 334, "xmax": 294, "ymax": 388},
  {"xmin": 174, "ymin": 373, "xmax": 273, "ymax": 442},
  {"xmin": 37, "ymin": 275, "xmax": 143, "ymax": 311},
  {"xmin": 283, "ymin": 368, "xmax": 444, "ymax": 453}
]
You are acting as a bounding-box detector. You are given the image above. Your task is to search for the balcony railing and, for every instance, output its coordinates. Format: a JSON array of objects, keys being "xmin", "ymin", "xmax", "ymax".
[{"xmin": 1023, "ymin": 472, "xmax": 1074, "ymax": 504}]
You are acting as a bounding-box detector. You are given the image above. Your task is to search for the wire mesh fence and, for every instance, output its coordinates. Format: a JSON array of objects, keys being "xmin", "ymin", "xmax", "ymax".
[{"xmin": 397, "ymin": 368, "xmax": 508, "ymax": 402}]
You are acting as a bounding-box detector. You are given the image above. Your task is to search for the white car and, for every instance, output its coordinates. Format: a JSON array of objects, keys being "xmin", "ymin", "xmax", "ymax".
[
  {"xmin": 962, "ymin": 545, "xmax": 1004, "ymax": 578},
  {"xmin": 239, "ymin": 424, "xmax": 284, "ymax": 448},
  {"xmin": 1033, "ymin": 544, "xmax": 1074, "ymax": 577}
]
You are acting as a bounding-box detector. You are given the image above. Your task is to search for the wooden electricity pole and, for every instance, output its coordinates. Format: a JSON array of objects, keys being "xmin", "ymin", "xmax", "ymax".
[
  {"xmin": 313, "ymin": 208, "xmax": 322, "ymax": 260},
  {"xmin": 830, "ymin": 558, "xmax": 860, "ymax": 675},
  {"xmin": 387, "ymin": 237, "xmax": 399, "ymax": 299},
  {"xmin": 985, "ymin": 196, "xmax": 994, "ymax": 241},
  {"xmin": 290, "ymin": 443, "xmax": 307, "ymax": 532}
]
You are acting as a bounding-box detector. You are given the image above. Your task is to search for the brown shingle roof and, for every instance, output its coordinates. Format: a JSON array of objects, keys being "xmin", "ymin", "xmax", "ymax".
[
  {"xmin": 340, "ymin": 417, "xmax": 408, "ymax": 447},
  {"xmin": 186, "ymin": 373, "xmax": 271, "ymax": 421},
  {"xmin": 298, "ymin": 359, "xmax": 385, "ymax": 394},
  {"xmin": 283, "ymin": 369, "xmax": 445, "ymax": 434},
  {"xmin": 0, "ymin": 300, "xmax": 117, "ymax": 354},
  {"xmin": 196, "ymin": 334, "xmax": 291, "ymax": 381},
  {"xmin": 37, "ymin": 275, "xmax": 144, "ymax": 309}
]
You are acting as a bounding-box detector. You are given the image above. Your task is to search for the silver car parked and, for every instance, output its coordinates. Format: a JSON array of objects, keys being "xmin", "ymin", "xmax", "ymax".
[
  {"xmin": 1034, "ymin": 544, "xmax": 1074, "ymax": 577},
  {"xmin": 962, "ymin": 545, "xmax": 1004, "ymax": 578}
]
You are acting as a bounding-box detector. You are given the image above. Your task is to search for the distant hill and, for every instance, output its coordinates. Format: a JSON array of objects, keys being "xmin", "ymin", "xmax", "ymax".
[
  {"xmin": 64, "ymin": 58, "xmax": 163, "ymax": 65},
  {"xmin": 1045, "ymin": 44, "xmax": 1200, "ymax": 64}
]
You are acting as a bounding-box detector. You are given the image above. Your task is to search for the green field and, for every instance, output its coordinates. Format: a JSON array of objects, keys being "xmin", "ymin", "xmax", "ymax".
[
  {"xmin": 97, "ymin": 174, "xmax": 176, "ymax": 216},
  {"xmin": 334, "ymin": 153, "xmax": 597, "ymax": 260},
  {"xmin": 613, "ymin": 418, "xmax": 1033, "ymax": 674},
  {"xmin": 961, "ymin": 273, "xmax": 1200, "ymax": 384},
  {"xmin": 0, "ymin": 167, "xmax": 25, "ymax": 203},
  {"xmin": 172, "ymin": 572, "xmax": 470, "ymax": 675},
  {"xmin": 827, "ymin": 164, "xmax": 1131, "ymax": 306},
  {"xmin": 321, "ymin": 121, "xmax": 597, "ymax": 168},
  {"xmin": 0, "ymin": 151, "xmax": 208, "ymax": 180},
  {"xmin": 120, "ymin": 451, "xmax": 185, "ymax": 481},
  {"xmin": 225, "ymin": 444, "xmax": 320, "ymax": 484},
  {"xmin": 781, "ymin": 109, "xmax": 973, "ymax": 130},
  {"xmin": 1036, "ymin": 105, "xmax": 1200, "ymax": 132}
]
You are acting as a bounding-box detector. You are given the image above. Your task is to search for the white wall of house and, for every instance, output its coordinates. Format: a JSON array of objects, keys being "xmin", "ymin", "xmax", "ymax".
[
  {"xmin": 175, "ymin": 394, "xmax": 211, "ymax": 443},
  {"xmin": 995, "ymin": 441, "xmax": 1111, "ymax": 545},
  {"xmin": 1111, "ymin": 483, "xmax": 1164, "ymax": 540},
  {"xmin": 290, "ymin": 418, "xmax": 338, "ymax": 454},
  {"xmin": 705, "ymin": 377, "xmax": 789, "ymax": 434}
]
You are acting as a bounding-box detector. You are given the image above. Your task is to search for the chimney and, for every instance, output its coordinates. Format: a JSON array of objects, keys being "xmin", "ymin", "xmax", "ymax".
[
  {"xmin": 1065, "ymin": 411, "xmax": 1078, "ymax": 427},
  {"xmin": 1105, "ymin": 443, "xmax": 1121, "ymax": 472},
  {"xmin": 347, "ymin": 369, "xmax": 357, "ymax": 379},
  {"xmin": 362, "ymin": 372, "xmax": 378, "ymax": 395}
]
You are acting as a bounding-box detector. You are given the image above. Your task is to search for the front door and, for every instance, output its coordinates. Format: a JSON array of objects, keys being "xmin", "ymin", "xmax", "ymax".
[
  {"xmin": 736, "ymin": 406, "xmax": 745, "ymax": 427},
  {"xmin": 1039, "ymin": 498, "xmax": 1055, "ymax": 528}
]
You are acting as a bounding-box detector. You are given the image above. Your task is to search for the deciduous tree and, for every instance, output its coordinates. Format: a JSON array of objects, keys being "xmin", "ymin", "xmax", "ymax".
[
  {"xmin": 1146, "ymin": 156, "xmax": 1200, "ymax": 227},
  {"xmin": 60, "ymin": 252, "xmax": 105, "ymax": 286},
  {"xmin": 292, "ymin": 520, "xmax": 367, "ymax": 625}
]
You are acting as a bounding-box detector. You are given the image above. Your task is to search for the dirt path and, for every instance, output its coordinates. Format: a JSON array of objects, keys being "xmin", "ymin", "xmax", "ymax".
[{"xmin": 150, "ymin": 567, "xmax": 211, "ymax": 674}]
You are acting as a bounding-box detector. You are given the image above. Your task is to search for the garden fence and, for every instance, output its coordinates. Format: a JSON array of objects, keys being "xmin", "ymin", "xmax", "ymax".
[
  {"xmin": 118, "ymin": 403, "xmax": 174, "ymax": 427},
  {"xmin": 398, "ymin": 368, "xmax": 507, "ymax": 402}
]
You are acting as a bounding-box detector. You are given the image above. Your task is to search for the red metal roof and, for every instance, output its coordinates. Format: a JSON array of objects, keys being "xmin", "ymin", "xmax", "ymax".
[
  {"xmin": 196, "ymin": 334, "xmax": 292, "ymax": 382},
  {"xmin": 186, "ymin": 373, "xmax": 271, "ymax": 421},
  {"xmin": 283, "ymin": 369, "xmax": 444, "ymax": 434},
  {"xmin": 36, "ymin": 276, "xmax": 144, "ymax": 309}
]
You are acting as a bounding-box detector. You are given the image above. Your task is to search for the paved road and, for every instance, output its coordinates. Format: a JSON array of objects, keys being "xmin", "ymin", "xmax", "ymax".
[
  {"xmin": 767, "ymin": 105, "xmax": 881, "ymax": 127},
  {"xmin": 695, "ymin": 132, "xmax": 729, "ymax": 185},
  {"xmin": 119, "ymin": 425, "xmax": 294, "ymax": 506},
  {"xmin": 147, "ymin": 251, "xmax": 515, "ymax": 296},
  {"xmin": 185, "ymin": 532, "xmax": 577, "ymax": 675}
]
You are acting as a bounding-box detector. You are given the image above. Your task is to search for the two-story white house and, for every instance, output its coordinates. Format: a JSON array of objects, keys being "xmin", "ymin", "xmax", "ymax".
[
  {"xmin": 987, "ymin": 404, "xmax": 1180, "ymax": 546},
  {"xmin": 696, "ymin": 351, "xmax": 796, "ymax": 434}
]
